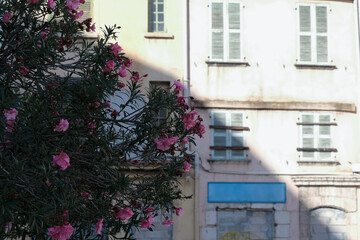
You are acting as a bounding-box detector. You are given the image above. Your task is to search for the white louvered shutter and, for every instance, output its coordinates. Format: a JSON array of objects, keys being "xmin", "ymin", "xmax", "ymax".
[
  {"xmin": 316, "ymin": 6, "xmax": 328, "ymax": 62},
  {"xmin": 213, "ymin": 112, "xmax": 227, "ymax": 159},
  {"xmin": 318, "ymin": 114, "xmax": 331, "ymax": 159},
  {"xmin": 299, "ymin": 5, "xmax": 311, "ymax": 62},
  {"xmin": 78, "ymin": 0, "xmax": 93, "ymax": 22},
  {"xmin": 228, "ymin": 2, "xmax": 241, "ymax": 60},
  {"xmin": 211, "ymin": 2, "xmax": 224, "ymax": 59}
]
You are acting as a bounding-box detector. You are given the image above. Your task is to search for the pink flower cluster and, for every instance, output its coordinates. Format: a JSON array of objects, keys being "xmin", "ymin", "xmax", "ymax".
[
  {"xmin": 54, "ymin": 119, "xmax": 69, "ymax": 132},
  {"xmin": 110, "ymin": 43, "xmax": 122, "ymax": 55},
  {"xmin": 182, "ymin": 110, "xmax": 197, "ymax": 130},
  {"xmin": 161, "ymin": 219, "xmax": 173, "ymax": 226},
  {"xmin": 2, "ymin": 12, "xmax": 12, "ymax": 23},
  {"xmin": 114, "ymin": 206, "xmax": 134, "ymax": 220},
  {"xmin": 154, "ymin": 136, "xmax": 178, "ymax": 151},
  {"xmin": 48, "ymin": 224, "xmax": 74, "ymax": 240},
  {"xmin": 183, "ymin": 162, "xmax": 191, "ymax": 172},
  {"xmin": 95, "ymin": 219, "xmax": 103, "ymax": 234},
  {"xmin": 103, "ymin": 60, "xmax": 115, "ymax": 72},
  {"xmin": 174, "ymin": 80, "xmax": 184, "ymax": 92},
  {"xmin": 47, "ymin": 0, "xmax": 56, "ymax": 8},
  {"xmin": 52, "ymin": 151, "xmax": 70, "ymax": 171},
  {"xmin": 4, "ymin": 108, "xmax": 18, "ymax": 133}
]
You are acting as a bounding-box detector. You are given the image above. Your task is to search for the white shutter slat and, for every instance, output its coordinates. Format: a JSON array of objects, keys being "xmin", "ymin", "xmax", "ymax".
[
  {"xmin": 316, "ymin": 6, "xmax": 327, "ymax": 33},
  {"xmin": 317, "ymin": 36, "xmax": 328, "ymax": 62},
  {"xmin": 214, "ymin": 129, "xmax": 227, "ymax": 146},
  {"xmin": 211, "ymin": 3, "xmax": 224, "ymax": 59},
  {"xmin": 300, "ymin": 35, "xmax": 311, "ymax": 62},
  {"xmin": 231, "ymin": 113, "xmax": 243, "ymax": 126},
  {"xmin": 79, "ymin": 1, "xmax": 92, "ymax": 22},
  {"xmin": 231, "ymin": 150, "xmax": 245, "ymax": 159},
  {"xmin": 212, "ymin": 32, "xmax": 224, "ymax": 59},
  {"xmin": 229, "ymin": 33, "xmax": 241, "ymax": 60},
  {"xmin": 303, "ymin": 137, "xmax": 314, "ymax": 148},
  {"xmin": 213, "ymin": 112, "xmax": 226, "ymax": 126},
  {"xmin": 212, "ymin": 3, "xmax": 224, "ymax": 29}
]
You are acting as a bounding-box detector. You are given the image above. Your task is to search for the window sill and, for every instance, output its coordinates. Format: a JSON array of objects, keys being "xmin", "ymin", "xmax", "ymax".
[
  {"xmin": 144, "ymin": 32, "xmax": 174, "ymax": 39},
  {"xmin": 79, "ymin": 32, "xmax": 99, "ymax": 39},
  {"xmin": 297, "ymin": 160, "xmax": 340, "ymax": 166},
  {"xmin": 294, "ymin": 63, "xmax": 337, "ymax": 70},
  {"xmin": 206, "ymin": 60, "xmax": 250, "ymax": 67},
  {"xmin": 208, "ymin": 159, "xmax": 251, "ymax": 163},
  {"xmin": 297, "ymin": 148, "xmax": 337, "ymax": 152}
]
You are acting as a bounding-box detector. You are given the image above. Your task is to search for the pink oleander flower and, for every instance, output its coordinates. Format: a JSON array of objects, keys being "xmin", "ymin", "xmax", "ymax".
[
  {"xmin": 130, "ymin": 72, "xmax": 140, "ymax": 82},
  {"xmin": 47, "ymin": 0, "xmax": 56, "ymax": 8},
  {"xmin": 161, "ymin": 219, "xmax": 173, "ymax": 226},
  {"xmin": 80, "ymin": 0, "xmax": 85, "ymax": 3},
  {"xmin": 95, "ymin": 219, "xmax": 103, "ymax": 234},
  {"xmin": 124, "ymin": 58, "xmax": 133, "ymax": 67},
  {"xmin": 80, "ymin": 192, "xmax": 90, "ymax": 199},
  {"xmin": 103, "ymin": 60, "xmax": 115, "ymax": 72},
  {"xmin": 73, "ymin": 10, "xmax": 83, "ymax": 20},
  {"xmin": 118, "ymin": 65, "xmax": 127, "ymax": 77},
  {"xmin": 174, "ymin": 80, "xmax": 184, "ymax": 92},
  {"xmin": 5, "ymin": 222, "xmax": 12, "ymax": 230},
  {"xmin": 28, "ymin": 0, "xmax": 39, "ymax": 4},
  {"xmin": 182, "ymin": 110, "xmax": 197, "ymax": 130},
  {"xmin": 66, "ymin": 0, "xmax": 80, "ymax": 10},
  {"xmin": 144, "ymin": 207, "xmax": 153, "ymax": 217},
  {"xmin": 4, "ymin": 108, "xmax": 18, "ymax": 121},
  {"xmin": 90, "ymin": 23, "xmax": 96, "ymax": 31},
  {"xmin": 52, "ymin": 152, "xmax": 70, "ymax": 171},
  {"xmin": 181, "ymin": 137, "xmax": 188, "ymax": 144},
  {"xmin": 45, "ymin": 180, "xmax": 51, "ymax": 187},
  {"xmin": 111, "ymin": 43, "xmax": 122, "ymax": 55},
  {"xmin": 175, "ymin": 207, "xmax": 183, "ymax": 216},
  {"xmin": 6, "ymin": 120, "xmax": 15, "ymax": 133},
  {"xmin": 140, "ymin": 216, "xmax": 154, "ymax": 228},
  {"xmin": 54, "ymin": 119, "xmax": 69, "ymax": 132},
  {"xmin": 154, "ymin": 136, "xmax": 178, "ymax": 151},
  {"xmin": 87, "ymin": 122, "xmax": 96, "ymax": 129},
  {"xmin": 19, "ymin": 66, "xmax": 30, "ymax": 75},
  {"xmin": 115, "ymin": 207, "xmax": 134, "ymax": 220},
  {"xmin": 2, "ymin": 12, "xmax": 12, "ymax": 23},
  {"xmin": 183, "ymin": 162, "xmax": 191, "ymax": 172},
  {"xmin": 119, "ymin": 82, "xmax": 126, "ymax": 88},
  {"xmin": 48, "ymin": 224, "xmax": 74, "ymax": 240}
]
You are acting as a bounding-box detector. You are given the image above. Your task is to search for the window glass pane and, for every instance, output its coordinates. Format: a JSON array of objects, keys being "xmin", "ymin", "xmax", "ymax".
[
  {"xmin": 228, "ymin": 3, "xmax": 240, "ymax": 29},
  {"xmin": 212, "ymin": 3, "xmax": 224, "ymax": 29},
  {"xmin": 302, "ymin": 125, "xmax": 314, "ymax": 135},
  {"xmin": 158, "ymin": 3, "xmax": 164, "ymax": 12},
  {"xmin": 300, "ymin": 35, "xmax": 312, "ymax": 62},
  {"xmin": 316, "ymin": 36, "xmax": 328, "ymax": 62},
  {"xmin": 231, "ymin": 150, "xmax": 245, "ymax": 159},
  {"xmin": 316, "ymin": 6, "xmax": 327, "ymax": 33},
  {"xmin": 299, "ymin": 5, "xmax": 311, "ymax": 32},
  {"xmin": 319, "ymin": 125, "xmax": 330, "ymax": 135},
  {"xmin": 213, "ymin": 150, "xmax": 226, "ymax": 159},
  {"xmin": 231, "ymin": 131, "xmax": 244, "ymax": 146},
  {"xmin": 319, "ymin": 151, "xmax": 331, "ymax": 160},
  {"xmin": 229, "ymin": 33, "xmax": 241, "ymax": 59},
  {"xmin": 303, "ymin": 137, "xmax": 314, "ymax": 148},
  {"xmin": 158, "ymin": 23, "xmax": 164, "ymax": 31},
  {"xmin": 319, "ymin": 138, "xmax": 331, "ymax": 148},
  {"xmin": 213, "ymin": 112, "xmax": 226, "ymax": 126},
  {"xmin": 212, "ymin": 32, "xmax": 224, "ymax": 59},
  {"xmin": 303, "ymin": 151, "xmax": 314, "ymax": 158},
  {"xmin": 231, "ymin": 113, "xmax": 243, "ymax": 126},
  {"xmin": 302, "ymin": 114, "xmax": 314, "ymax": 122},
  {"xmin": 158, "ymin": 13, "xmax": 164, "ymax": 22}
]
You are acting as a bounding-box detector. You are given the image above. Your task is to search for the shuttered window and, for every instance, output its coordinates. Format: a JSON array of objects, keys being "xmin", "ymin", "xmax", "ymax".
[
  {"xmin": 210, "ymin": 1, "xmax": 241, "ymax": 61},
  {"xmin": 298, "ymin": 113, "xmax": 336, "ymax": 161},
  {"xmin": 211, "ymin": 111, "xmax": 249, "ymax": 160},
  {"xmin": 298, "ymin": 4, "xmax": 329, "ymax": 63},
  {"xmin": 148, "ymin": 0, "xmax": 165, "ymax": 32},
  {"xmin": 78, "ymin": 0, "xmax": 93, "ymax": 22}
]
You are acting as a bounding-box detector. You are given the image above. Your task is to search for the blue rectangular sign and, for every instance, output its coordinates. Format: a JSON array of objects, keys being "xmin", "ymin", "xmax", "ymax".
[{"xmin": 208, "ymin": 182, "xmax": 286, "ymax": 203}]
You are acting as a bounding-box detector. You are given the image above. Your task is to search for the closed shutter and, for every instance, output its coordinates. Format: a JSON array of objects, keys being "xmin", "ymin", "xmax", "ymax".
[
  {"xmin": 316, "ymin": 6, "xmax": 328, "ymax": 62},
  {"xmin": 302, "ymin": 114, "xmax": 314, "ymax": 159},
  {"xmin": 78, "ymin": 0, "xmax": 92, "ymax": 22},
  {"xmin": 228, "ymin": 2, "xmax": 241, "ymax": 60},
  {"xmin": 299, "ymin": 5, "xmax": 311, "ymax": 62},
  {"xmin": 318, "ymin": 114, "xmax": 331, "ymax": 159},
  {"xmin": 211, "ymin": 2, "xmax": 224, "ymax": 59}
]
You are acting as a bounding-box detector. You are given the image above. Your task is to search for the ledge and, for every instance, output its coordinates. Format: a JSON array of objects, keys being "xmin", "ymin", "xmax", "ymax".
[
  {"xmin": 206, "ymin": 60, "xmax": 250, "ymax": 67},
  {"xmin": 144, "ymin": 32, "xmax": 174, "ymax": 39},
  {"xmin": 297, "ymin": 148, "xmax": 338, "ymax": 152},
  {"xmin": 294, "ymin": 63, "xmax": 337, "ymax": 70},
  {"xmin": 292, "ymin": 175, "xmax": 360, "ymax": 187},
  {"xmin": 79, "ymin": 32, "xmax": 99, "ymax": 39},
  {"xmin": 297, "ymin": 160, "xmax": 340, "ymax": 166},
  {"xmin": 192, "ymin": 100, "xmax": 356, "ymax": 113}
]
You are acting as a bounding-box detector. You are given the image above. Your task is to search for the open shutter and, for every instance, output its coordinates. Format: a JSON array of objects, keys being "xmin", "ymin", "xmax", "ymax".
[
  {"xmin": 211, "ymin": 2, "xmax": 224, "ymax": 59},
  {"xmin": 299, "ymin": 5, "xmax": 312, "ymax": 62},
  {"xmin": 316, "ymin": 6, "xmax": 328, "ymax": 62},
  {"xmin": 228, "ymin": 2, "xmax": 241, "ymax": 60}
]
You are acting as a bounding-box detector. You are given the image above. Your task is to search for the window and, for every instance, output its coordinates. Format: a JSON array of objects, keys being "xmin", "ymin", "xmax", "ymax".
[
  {"xmin": 148, "ymin": 0, "xmax": 165, "ymax": 32},
  {"xmin": 297, "ymin": 113, "xmax": 337, "ymax": 161},
  {"xmin": 211, "ymin": 111, "xmax": 249, "ymax": 160},
  {"xmin": 210, "ymin": 1, "xmax": 241, "ymax": 61},
  {"xmin": 298, "ymin": 4, "xmax": 329, "ymax": 63},
  {"xmin": 78, "ymin": 0, "xmax": 93, "ymax": 22}
]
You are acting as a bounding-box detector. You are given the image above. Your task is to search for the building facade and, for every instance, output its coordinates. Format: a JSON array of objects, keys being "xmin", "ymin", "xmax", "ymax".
[{"xmin": 189, "ymin": 0, "xmax": 360, "ymax": 239}]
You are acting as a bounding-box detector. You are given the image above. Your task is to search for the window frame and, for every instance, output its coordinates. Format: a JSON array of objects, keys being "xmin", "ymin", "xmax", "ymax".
[
  {"xmin": 297, "ymin": 3, "xmax": 330, "ymax": 64},
  {"xmin": 148, "ymin": 0, "xmax": 166, "ymax": 33},
  {"xmin": 297, "ymin": 112, "xmax": 336, "ymax": 161},
  {"xmin": 210, "ymin": 111, "xmax": 249, "ymax": 160},
  {"xmin": 209, "ymin": 0, "xmax": 243, "ymax": 62}
]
